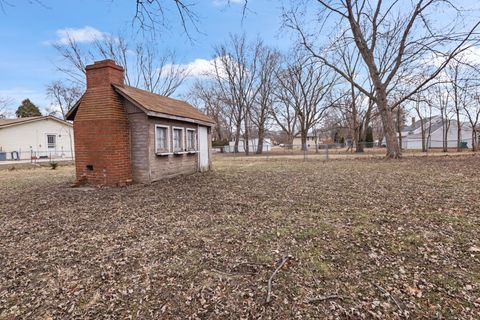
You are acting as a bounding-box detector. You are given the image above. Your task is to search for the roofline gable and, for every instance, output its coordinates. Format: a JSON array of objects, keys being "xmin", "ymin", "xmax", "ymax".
[{"xmin": 0, "ymin": 115, "xmax": 72, "ymax": 129}]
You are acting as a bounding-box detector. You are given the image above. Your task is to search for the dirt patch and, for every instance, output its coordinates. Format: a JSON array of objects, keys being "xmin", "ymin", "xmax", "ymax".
[{"xmin": 1, "ymin": 156, "xmax": 479, "ymax": 319}]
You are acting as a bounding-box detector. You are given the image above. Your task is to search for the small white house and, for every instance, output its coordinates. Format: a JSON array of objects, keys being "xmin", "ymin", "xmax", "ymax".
[
  {"xmin": 0, "ymin": 116, "xmax": 74, "ymax": 161},
  {"xmin": 400, "ymin": 115, "xmax": 473, "ymax": 149},
  {"xmin": 228, "ymin": 138, "xmax": 272, "ymax": 153}
]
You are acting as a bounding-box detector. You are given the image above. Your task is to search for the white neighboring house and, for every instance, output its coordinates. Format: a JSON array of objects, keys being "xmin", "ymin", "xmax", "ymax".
[
  {"xmin": 400, "ymin": 115, "xmax": 473, "ymax": 149},
  {"xmin": 0, "ymin": 116, "xmax": 74, "ymax": 161},
  {"xmin": 228, "ymin": 138, "xmax": 272, "ymax": 153}
]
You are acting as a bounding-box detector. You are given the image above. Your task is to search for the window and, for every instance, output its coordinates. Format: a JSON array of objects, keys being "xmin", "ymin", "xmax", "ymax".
[
  {"xmin": 186, "ymin": 129, "xmax": 196, "ymax": 151},
  {"xmin": 172, "ymin": 127, "xmax": 184, "ymax": 152},
  {"xmin": 155, "ymin": 125, "xmax": 170, "ymax": 153},
  {"xmin": 47, "ymin": 135, "xmax": 56, "ymax": 149}
]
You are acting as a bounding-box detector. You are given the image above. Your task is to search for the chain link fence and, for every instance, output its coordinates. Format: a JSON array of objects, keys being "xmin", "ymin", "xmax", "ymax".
[
  {"xmin": 0, "ymin": 149, "xmax": 75, "ymax": 165},
  {"xmin": 213, "ymin": 138, "xmax": 477, "ymax": 162}
]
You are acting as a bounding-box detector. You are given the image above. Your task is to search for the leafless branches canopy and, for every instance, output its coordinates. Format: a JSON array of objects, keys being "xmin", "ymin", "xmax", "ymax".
[
  {"xmin": 53, "ymin": 33, "xmax": 188, "ymax": 97},
  {"xmin": 0, "ymin": 96, "xmax": 13, "ymax": 119},
  {"xmin": 45, "ymin": 81, "xmax": 82, "ymax": 120},
  {"xmin": 285, "ymin": 0, "xmax": 480, "ymax": 158}
]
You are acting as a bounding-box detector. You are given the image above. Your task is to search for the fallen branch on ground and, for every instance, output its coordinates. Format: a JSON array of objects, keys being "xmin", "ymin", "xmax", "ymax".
[
  {"xmin": 265, "ymin": 255, "xmax": 293, "ymax": 304},
  {"xmin": 374, "ymin": 283, "xmax": 404, "ymax": 314}
]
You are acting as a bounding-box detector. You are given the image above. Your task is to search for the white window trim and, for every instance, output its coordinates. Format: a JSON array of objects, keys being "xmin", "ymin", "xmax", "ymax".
[
  {"xmin": 155, "ymin": 124, "xmax": 171, "ymax": 155},
  {"xmin": 186, "ymin": 128, "xmax": 197, "ymax": 152},
  {"xmin": 172, "ymin": 126, "xmax": 185, "ymax": 153},
  {"xmin": 46, "ymin": 134, "xmax": 57, "ymax": 149}
]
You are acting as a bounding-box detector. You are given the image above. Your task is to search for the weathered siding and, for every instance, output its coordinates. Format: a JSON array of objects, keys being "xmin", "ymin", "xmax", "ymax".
[
  {"xmin": 125, "ymin": 101, "xmax": 150, "ymax": 183},
  {"xmin": 147, "ymin": 117, "xmax": 199, "ymax": 181}
]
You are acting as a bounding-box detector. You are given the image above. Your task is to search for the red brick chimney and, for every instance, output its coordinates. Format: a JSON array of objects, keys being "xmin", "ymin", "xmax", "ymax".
[{"xmin": 73, "ymin": 60, "xmax": 132, "ymax": 186}]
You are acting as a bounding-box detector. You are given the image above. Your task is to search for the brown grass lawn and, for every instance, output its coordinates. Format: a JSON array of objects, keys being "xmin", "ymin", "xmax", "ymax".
[{"xmin": 1, "ymin": 155, "xmax": 479, "ymax": 319}]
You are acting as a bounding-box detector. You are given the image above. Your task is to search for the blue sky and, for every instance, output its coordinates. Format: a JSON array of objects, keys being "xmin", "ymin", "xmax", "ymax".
[
  {"xmin": 2, "ymin": 0, "xmax": 480, "ymax": 117},
  {"xmin": 0, "ymin": 0, "xmax": 289, "ymax": 114}
]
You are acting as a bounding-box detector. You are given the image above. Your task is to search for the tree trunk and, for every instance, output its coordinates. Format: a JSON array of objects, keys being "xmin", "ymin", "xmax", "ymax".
[
  {"xmin": 472, "ymin": 131, "xmax": 476, "ymax": 152},
  {"xmin": 301, "ymin": 130, "xmax": 308, "ymax": 151},
  {"xmin": 377, "ymin": 96, "xmax": 401, "ymax": 158},
  {"xmin": 420, "ymin": 118, "xmax": 426, "ymax": 152},
  {"xmin": 396, "ymin": 107, "xmax": 403, "ymax": 150},
  {"xmin": 355, "ymin": 125, "xmax": 364, "ymax": 153},
  {"xmin": 256, "ymin": 128, "xmax": 265, "ymax": 154},
  {"xmin": 244, "ymin": 118, "xmax": 250, "ymax": 156},
  {"xmin": 456, "ymin": 110, "xmax": 461, "ymax": 152},
  {"xmin": 234, "ymin": 123, "xmax": 241, "ymax": 153}
]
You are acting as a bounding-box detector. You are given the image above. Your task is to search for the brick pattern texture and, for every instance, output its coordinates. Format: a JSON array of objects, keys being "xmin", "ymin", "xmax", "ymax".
[{"xmin": 73, "ymin": 60, "xmax": 132, "ymax": 186}]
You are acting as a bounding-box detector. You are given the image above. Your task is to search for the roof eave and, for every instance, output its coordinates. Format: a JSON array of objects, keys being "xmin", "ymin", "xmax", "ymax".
[
  {"xmin": 145, "ymin": 111, "xmax": 215, "ymax": 127},
  {"xmin": 113, "ymin": 85, "xmax": 215, "ymax": 127},
  {"xmin": 0, "ymin": 115, "xmax": 72, "ymax": 129},
  {"xmin": 65, "ymin": 94, "xmax": 84, "ymax": 121}
]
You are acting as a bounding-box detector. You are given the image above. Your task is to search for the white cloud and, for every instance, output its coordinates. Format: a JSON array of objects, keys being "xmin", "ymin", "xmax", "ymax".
[
  {"xmin": 162, "ymin": 57, "xmax": 227, "ymax": 78},
  {"xmin": 51, "ymin": 26, "xmax": 108, "ymax": 45},
  {"xmin": 458, "ymin": 46, "xmax": 480, "ymax": 65},
  {"xmin": 212, "ymin": 0, "xmax": 245, "ymax": 7}
]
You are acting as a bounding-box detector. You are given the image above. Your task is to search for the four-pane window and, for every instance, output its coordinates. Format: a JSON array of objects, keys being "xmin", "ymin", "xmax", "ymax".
[
  {"xmin": 155, "ymin": 126, "xmax": 169, "ymax": 153},
  {"xmin": 187, "ymin": 129, "xmax": 196, "ymax": 151},
  {"xmin": 173, "ymin": 128, "xmax": 184, "ymax": 152}
]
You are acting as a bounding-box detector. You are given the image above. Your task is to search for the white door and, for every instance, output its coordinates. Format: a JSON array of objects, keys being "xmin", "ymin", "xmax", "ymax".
[
  {"xmin": 198, "ymin": 126, "xmax": 209, "ymax": 172},
  {"xmin": 47, "ymin": 134, "xmax": 57, "ymax": 156}
]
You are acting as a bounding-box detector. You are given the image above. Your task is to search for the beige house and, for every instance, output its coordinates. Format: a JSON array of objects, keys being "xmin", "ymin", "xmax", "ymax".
[{"xmin": 0, "ymin": 116, "xmax": 74, "ymax": 161}]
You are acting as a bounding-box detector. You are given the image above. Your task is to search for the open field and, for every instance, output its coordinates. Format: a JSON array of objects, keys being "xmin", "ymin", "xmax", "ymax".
[{"xmin": 1, "ymin": 155, "xmax": 480, "ymax": 319}]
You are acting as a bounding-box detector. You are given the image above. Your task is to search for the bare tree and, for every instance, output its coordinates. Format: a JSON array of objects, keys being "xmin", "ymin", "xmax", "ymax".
[
  {"xmin": 432, "ymin": 83, "xmax": 454, "ymax": 152},
  {"xmin": 131, "ymin": 0, "xmax": 248, "ymax": 37},
  {"xmin": 46, "ymin": 81, "xmax": 82, "ymax": 120},
  {"xmin": 464, "ymin": 88, "xmax": 480, "ymax": 151},
  {"xmin": 251, "ymin": 46, "xmax": 280, "ymax": 154},
  {"xmin": 211, "ymin": 34, "xmax": 261, "ymax": 155},
  {"xmin": 332, "ymin": 36, "xmax": 375, "ymax": 152},
  {"xmin": 411, "ymin": 93, "xmax": 433, "ymax": 152},
  {"xmin": 0, "ymin": 96, "xmax": 13, "ymax": 119},
  {"xmin": 188, "ymin": 81, "xmax": 230, "ymax": 142},
  {"xmin": 271, "ymin": 81, "xmax": 298, "ymax": 148},
  {"xmin": 285, "ymin": 0, "xmax": 480, "ymax": 158},
  {"xmin": 275, "ymin": 55, "xmax": 338, "ymax": 150},
  {"xmin": 53, "ymin": 34, "xmax": 188, "ymax": 96}
]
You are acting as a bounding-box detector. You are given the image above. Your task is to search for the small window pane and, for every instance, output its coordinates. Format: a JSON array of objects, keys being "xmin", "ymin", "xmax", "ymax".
[
  {"xmin": 173, "ymin": 128, "xmax": 183, "ymax": 151},
  {"xmin": 187, "ymin": 130, "xmax": 196, "ymax": 150},
  {"xmin": 156, "ymin": 127, "xmax": 168, "ymax": 152}
]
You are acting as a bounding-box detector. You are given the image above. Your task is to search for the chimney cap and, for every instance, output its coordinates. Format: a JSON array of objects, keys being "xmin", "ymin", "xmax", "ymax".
[{"xmin": 85, "ymin": 59, "xmax": 124, "ymax": 71}]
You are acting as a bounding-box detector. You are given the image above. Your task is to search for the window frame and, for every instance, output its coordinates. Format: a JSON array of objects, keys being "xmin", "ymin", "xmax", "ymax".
[
  {"xmin": 155, "ymin": 124, "xmax": 171, "ymax": 154},
  {"xmin": 46, "ymin": 134, "xmax": 56, "ymax": 149},
  {"xmin": 186, "ymin": 128, "xmax": 197, "ymax": 152},
  {"xmin": 172, "ymin": 126, "xmax": 185, "ymax": 153}
]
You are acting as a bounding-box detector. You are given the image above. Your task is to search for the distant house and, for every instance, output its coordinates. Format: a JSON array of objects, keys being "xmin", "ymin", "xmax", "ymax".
[
  {"xmin": 0, "ymin": 116, "xmax": 73, "ymax": 161},
  {"xmin": 66, "ymin": 59, "xmax": 215, "ymax": 186},
  {"xmin": 400, "ymin": 116, "xmax": 473, "ymax": 149},
  {"xmin": 227, "ymin": 138, "xmax": 272, "ymax": 153},
  {"xmin": 292, "ymin": 132, "xmax": 318, "ymax": 148}
]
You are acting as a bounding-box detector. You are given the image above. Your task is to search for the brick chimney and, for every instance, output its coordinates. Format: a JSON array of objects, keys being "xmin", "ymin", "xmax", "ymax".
[
  {"xmin": 73, "ymin": 60, "xmax": 132, "ymax": 186},
  {"xmin": 411, "ymin": 117, "xmax": 416, "ymax": 128}
]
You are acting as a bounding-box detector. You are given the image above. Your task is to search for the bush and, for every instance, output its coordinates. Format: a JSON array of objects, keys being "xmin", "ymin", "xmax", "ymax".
[
  {"xmin": 50, "ymin": 162, "xmax": 58, "ymax": 170},
  {"xmin": 212, "ymin": 139, "xmax": 228, "ymax": 148}
]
